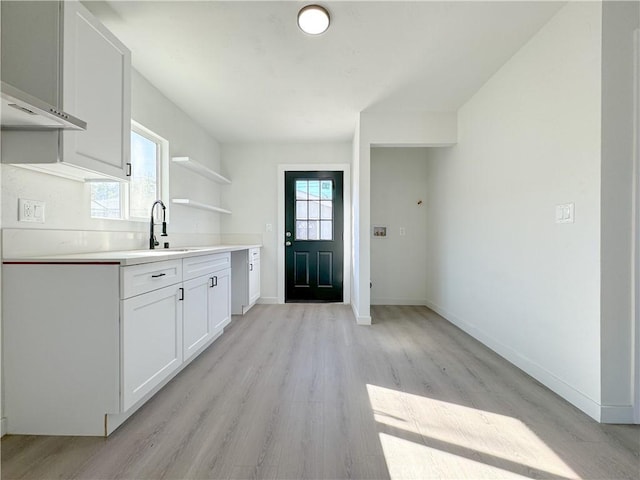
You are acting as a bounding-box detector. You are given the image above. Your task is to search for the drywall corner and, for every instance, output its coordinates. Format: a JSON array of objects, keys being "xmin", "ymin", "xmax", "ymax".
[
  {"xmin": 600, "ymin": 0, "xmax": 640, "ymax": 409},
  {"xmin": 352, "ymin": 302, "xmax": 372, "ymax": 326}
]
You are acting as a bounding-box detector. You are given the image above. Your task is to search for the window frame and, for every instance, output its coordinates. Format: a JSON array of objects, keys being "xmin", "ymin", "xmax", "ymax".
[
  {"xmin": 128, "ymin": 121, "xmax": 169, "ymax": 222},
  {"xmin": 89, "ymin": 120, "xmax": 169, "ymax": 223}
]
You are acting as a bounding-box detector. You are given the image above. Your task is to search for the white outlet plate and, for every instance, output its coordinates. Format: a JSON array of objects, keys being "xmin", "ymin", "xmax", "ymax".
[
  {"xmin": 555, "ymin": 203, "xmax": 574, "ymax": 224},
  {"xmin": 19, "ymin": 198, "xmax": 45, "ymax": 223}
]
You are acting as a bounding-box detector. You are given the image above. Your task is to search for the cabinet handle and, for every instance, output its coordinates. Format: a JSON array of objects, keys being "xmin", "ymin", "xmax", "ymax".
[
  {"xmin": 250, "ymin": 263, "xmax": 253, "ymax": 271},
  {"xmin": 209, "ymin": 277, "xmax": 216, "ymax": 288},
  {"xmin": 214, "ymin": 276, "xmax": 218, "ymax": 287},
  {"xmin": 151, "ymin": 273, "xmax": 166, "ymax": 278},
  {"xmin": 178, "ymin": 287, "xmax": 184, "ymax": 301},
  {"xmin": 126, "ymin": 162, "xmax": 132, "ymax": 177}
]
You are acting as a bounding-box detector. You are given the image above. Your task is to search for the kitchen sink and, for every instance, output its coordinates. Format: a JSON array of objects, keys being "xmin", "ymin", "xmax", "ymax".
[
  {"xmin": 125, "ymin": 248, "xmax": 202, "ymax": 256},
  {"xmin": 120, "ymin": 247, "xmax": 213, "ymax": 257}
]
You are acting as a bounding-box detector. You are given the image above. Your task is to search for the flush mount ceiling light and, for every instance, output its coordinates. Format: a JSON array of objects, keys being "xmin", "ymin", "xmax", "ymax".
[{"xmin": 297, "ymin": 5, "xmax": 330, "ymax": 35}]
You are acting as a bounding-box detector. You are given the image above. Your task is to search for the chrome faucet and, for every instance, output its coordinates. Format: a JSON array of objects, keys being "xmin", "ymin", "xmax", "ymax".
[{"xmin": 149, "ymin": 200, "xmax": 168, "ymax": 249}]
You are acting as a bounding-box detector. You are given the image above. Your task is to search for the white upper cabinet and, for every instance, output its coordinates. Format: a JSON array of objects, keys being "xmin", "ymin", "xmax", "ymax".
[
  {"xmin": 62, "ymin": 1, "xmax": 131, "ymax": 180},
  {"xmin": 0, "ymin": 0, "xmax": 131, "ymax": 182}
]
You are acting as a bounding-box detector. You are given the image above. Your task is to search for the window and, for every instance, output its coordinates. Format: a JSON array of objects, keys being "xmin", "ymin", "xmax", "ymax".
[
  {"xmin": 90, "ymin": 121, "xmax": 168, "ymax": 221},
  {"xmin": 295, "ymin": 179, "xmax": 334, "ymax": 240}
]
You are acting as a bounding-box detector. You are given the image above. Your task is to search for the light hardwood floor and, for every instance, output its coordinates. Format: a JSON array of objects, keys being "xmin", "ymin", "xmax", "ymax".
[{"xmin": 1, "ymin": 304, "xmax": 638, "ymax": 479}]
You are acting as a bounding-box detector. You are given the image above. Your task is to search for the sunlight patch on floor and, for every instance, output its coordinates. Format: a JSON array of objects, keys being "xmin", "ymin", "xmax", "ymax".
[
  {"xmin": 378, "ymin": 432, "xmax": 531, "ymax": 479},
  {"xmin": 366, "ymin": 384, "xmax": 579, "ymax": 479}
]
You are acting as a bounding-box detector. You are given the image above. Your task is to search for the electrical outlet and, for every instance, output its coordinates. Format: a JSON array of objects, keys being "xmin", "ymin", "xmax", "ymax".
[
  {"xmin": 399, "ymin": 227, "xmax": 406, "ymax": 236},
  {"xmin": 555, "ymin": 203, "xmax": 574, "ymax": 224},
  {"xmin": 266, "ymin": 223, "xmax": 273, "ymax": 232},
  {"xmin": 19, "ymin": 198, "xmax": 45, "ymax": 223}
]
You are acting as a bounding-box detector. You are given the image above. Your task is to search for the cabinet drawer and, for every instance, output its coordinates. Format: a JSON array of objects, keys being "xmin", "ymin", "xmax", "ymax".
[
  {"xmin": 121, "ymin": 260, "xmax": 182, "ymax": 299},
  {"xmin": 183, "ymin": 253, "xmax": 231, "ymax": 281}
]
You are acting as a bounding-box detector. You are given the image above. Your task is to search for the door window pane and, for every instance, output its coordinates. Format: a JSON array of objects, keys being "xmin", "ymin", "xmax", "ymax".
[
  {"xmin": 320, "ymin": 180, "xmax": 332, "ymax": 199},
  {"xmin": 308, "ymin": 200, "xmax": 320, "ymax": 219},
  {"xmin": 320, "ymin": 201, "xmax": 332, "ymax": 219},
  {"xmin": 320, "ymin": 220, "xmax": 333, "ymax": 240},
  {"xmin": 308, "ymin": 221, "xmax": 320, "ymax": 240},
  {"xmin": 296, "ymin": 180, "xmax": 308, "ymax": 200},
  {"xmin": 296, "ymin": 221, "xmax": 308, "ymax": 240},
  {"xmin": 308, "ymin": 180, "xmax": 320, "ymax": 199},
  {"xmin": 296, "ymin": 201, "xmax": 308, "ymax": 220}
]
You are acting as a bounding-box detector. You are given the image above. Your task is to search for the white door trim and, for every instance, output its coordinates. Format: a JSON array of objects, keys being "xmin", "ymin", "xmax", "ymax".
[
  {"xmin": 634, "ymin": 28, "xmax": 640, "ymax": 424},
  {"xmin": 277, "ymin": 164, "xmax": 351, "ymax": 305}
]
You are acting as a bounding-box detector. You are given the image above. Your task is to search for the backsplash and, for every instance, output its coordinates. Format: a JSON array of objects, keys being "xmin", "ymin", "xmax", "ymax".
[{"xmin": 1, "ymin": 228, "xmax": 263, "ymax": 257}]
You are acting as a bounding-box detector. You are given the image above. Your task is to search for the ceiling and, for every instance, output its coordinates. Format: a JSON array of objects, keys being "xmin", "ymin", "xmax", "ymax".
[{"xmin": 86, "ymin": 1, "xmax": 565, "ymax": 143}]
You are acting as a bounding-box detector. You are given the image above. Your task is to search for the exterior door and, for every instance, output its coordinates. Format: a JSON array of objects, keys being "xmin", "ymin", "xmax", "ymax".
[{"xmin": 285, "ymin": 171, "xmax": 343, "ymax": 302}]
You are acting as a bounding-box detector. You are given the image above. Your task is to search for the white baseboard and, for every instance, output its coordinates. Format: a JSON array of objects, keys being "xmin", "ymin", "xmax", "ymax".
[
  {"xmin": 1, "ymin": 417, "xmax": 6, "ymax": 437},
  {"xmin": 371, "ymin": 298, "xmax": 429, "ymax": 306},
  {"xmin": 425, "ymin": 300, "xmax": 605, "ymax": 423},
  {"xmin": 600, "ymin": 405, "xmax": 636, "ymax": 424},
  {"xmin": 257, "ymin": 297, "xmax": 279, "ymax": 305},
  {"xmin": 351, "ymin": 303, "xmax": 372, "ymax": 325}
]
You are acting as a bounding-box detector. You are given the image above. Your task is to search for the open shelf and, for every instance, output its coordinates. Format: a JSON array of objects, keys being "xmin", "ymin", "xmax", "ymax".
[
  {"xmin": 171, "ymin": 156, "xmax": 231, "ymax": 184},
  {"xmin": 171, "ymin": 198, "xmax": 232, "ymax": 215}
]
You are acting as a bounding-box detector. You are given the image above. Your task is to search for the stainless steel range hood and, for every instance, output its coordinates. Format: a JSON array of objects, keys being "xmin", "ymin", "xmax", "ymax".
[{"xmin": 1, "ymin": 81, "xmax": 87, "ymax": 131}]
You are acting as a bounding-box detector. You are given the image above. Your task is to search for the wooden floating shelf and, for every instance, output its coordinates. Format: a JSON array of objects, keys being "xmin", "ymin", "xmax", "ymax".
[
  {"xmin": 171, "ymin": 199, "xmax": 232, "ymax": 215},
  {"xmin": 171, "ymin": 156, "xmax": 231, "ymax": 184}
]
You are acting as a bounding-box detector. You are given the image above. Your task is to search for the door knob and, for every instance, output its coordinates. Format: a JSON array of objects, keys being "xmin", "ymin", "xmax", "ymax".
[
  {"xmin": 285, "ymin": 241, "xmax": 292, "ymax": 246},
  {"xmin": 285, "ymin": 232, "xmax": 292, "ymax": 237}
]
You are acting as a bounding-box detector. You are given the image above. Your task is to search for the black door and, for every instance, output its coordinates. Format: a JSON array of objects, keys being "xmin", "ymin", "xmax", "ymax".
[{"xmin": 285, "ymin": 171, "xmax": 344, "ymax": 302}]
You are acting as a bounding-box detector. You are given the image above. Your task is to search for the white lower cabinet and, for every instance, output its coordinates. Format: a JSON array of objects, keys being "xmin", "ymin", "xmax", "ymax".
[
  {"xmin": 2, "ymin": 250, "xmax": 238, "ymax": 436},
  {"xmin": 121, "ymin": 284, "xmax": 183, "ymax": 411},
  {"xmin": 183, "ymin": 275, "xmax": 213, "ymax": 361},
  {"xmin": 183, "ymin": 269, "xmax": 231, "ymax": 361},
  {"xmin": 182, "ymin": 253, "xmax": 232, "ymax": 360},
  {"xmin": 249, "ymin": 253, "xmax": 261, "ymax": 306},
  {"xmin": 210, "ymin": 267, "xmax": 232, "ymax": 333},
  {"xmin": 231, "ymin": 247, "xmax": 261, "ymax": 315}
]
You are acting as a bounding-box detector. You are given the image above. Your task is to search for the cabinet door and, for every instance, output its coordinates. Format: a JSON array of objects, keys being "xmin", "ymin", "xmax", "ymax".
[
  {"xmin": 183, "ymin": 275, "xmax": 212, "ymax": 361},
  {"xmin": 249, "ymin": 258, "xmax": 261, "ymax": 306},
  {"xmin": 210, "ymin": 268, "xmax": 232, "ymax": 334},
  {"xmin": 62, "ymin": 0, "xmax": 131, "ymax": 180},
  {"xmin": 121, "ymin": 284, "xmax": 183, "ymax": 411}
]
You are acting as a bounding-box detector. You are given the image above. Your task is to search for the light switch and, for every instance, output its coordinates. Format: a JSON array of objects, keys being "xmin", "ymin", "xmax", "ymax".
[{"xmin": 555, "ymin": 203, "xmax": 574, "ymax": 224}]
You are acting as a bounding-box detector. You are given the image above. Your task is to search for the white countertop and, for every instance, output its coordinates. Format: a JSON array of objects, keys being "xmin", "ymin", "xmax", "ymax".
[{"xmin": 2, "ymin": 244, "xmax": 261, "ymax": 266}]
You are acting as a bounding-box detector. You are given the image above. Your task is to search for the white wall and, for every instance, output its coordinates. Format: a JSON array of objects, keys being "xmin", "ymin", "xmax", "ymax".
[
  {"xmin": 371, "ymin": 147, "xmax": 429, "ymax": 305},
  {"xmin": 0, "ymin": 95, "xmax": 3, "ymax": 435},
  {"xmin": 220, "ymin": 143, "xmax": 352, "ymax": 303},
  {"xmin": 424, "ymin": 2, "xmax": 604, "ymax": 419},
  {"xmin": 600, "ymin": 0, "xmax": 640, "ymax": 420},
  {"xmin": 351, "ymin": 119, "xmax": 362, "ymax": 322},
  {"xmin": 354, "ymin": 111, "xmax": 457, "ymax": 324},
  {"xmin": 131, "ymin": 70, "xmax": 225, "ymax": 238},
  {"xmin": 1, "ymin": 69, "xmax": 224, "ymax": 255}
]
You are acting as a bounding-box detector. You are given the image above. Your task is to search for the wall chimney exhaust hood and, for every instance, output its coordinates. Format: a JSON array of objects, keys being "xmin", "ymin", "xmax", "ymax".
[{"xmin": 1, "ymin": 81, "xmax": 86, "ymax": 131}]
